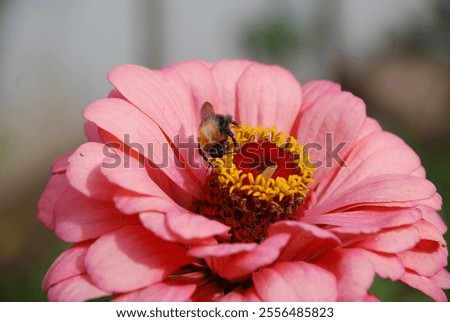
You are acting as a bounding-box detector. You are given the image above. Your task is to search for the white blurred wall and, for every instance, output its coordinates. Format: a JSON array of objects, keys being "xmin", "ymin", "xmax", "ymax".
[{"xmin": 0, "ymin": 0, "xmax": 162, "ymax": 203}]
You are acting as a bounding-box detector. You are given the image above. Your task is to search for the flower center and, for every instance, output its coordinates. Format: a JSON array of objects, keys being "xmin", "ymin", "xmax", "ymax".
[{"xmin": 195, "ymin": 125, "xmax": 315, "ymax": 243}]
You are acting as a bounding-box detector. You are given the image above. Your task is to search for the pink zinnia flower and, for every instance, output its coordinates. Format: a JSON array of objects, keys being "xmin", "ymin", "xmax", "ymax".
[{"xmin": 38, "ymin": 60, "xmax": 450, "ymax": 301}]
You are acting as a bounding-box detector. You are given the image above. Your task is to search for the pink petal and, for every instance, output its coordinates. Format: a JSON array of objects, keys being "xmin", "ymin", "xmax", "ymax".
[
  {"xmin": 363, "ymin": 293, "xmax": 380, "ymax": 301},
  {"xmin": 83, "ymin": 98, "xmax": 202, "ymax": 197},
  {"xmin": 164, "ymin": 60, "xmax": 219, "ymax": 125},
  {"xmin": 166, "ymin": 211, "xmax": 230, "ymax": 241},
  {"xmin": 107, "ymin": 64, "xmax": 196, "ymax": 141},
  {"xmin": 301, "ymin": 208, "xmax": 422, "ymax": 231},
  {"xmin": 220, "ymin": 286, "xmax": 262, "ymax": 302},
  {"xmin": 290, "ymin": 80, "xmax": 342, "ymax": 135},
  {"xmin": 236, "ymin": 63, "xmax": 302, "ymax": 133},
  {"xmin": 37, "ymin": 174, "xmax": 71, "ymax": 230},
  {"xmin": 99, "ymin": 148, "xmax": 167, "ymax": 198},
  {"xmin": 329, "ymin": 225, "xmax": 380, "ymax": 235},
  {"xmin": 424, "ymin": 192, "xmax": 443, "ymax": 211},
  {"xmin": 317, "ymin": 131, "xmax": 422, "ymax": 202},
  {"xmin": 192, "ymin": 234, "xmax": 290, "ymax": 281},
  {"xmin": 296, "ymin": 91, "xmax": 366, "ymax": 183},
  {"xmin": 66, "ymin": 142, "xmax": 116, "ymax": 201},
  {"xmin": 43, "ymin": 243, "xmax": 90, "ymax": 292},
  {"xmin": 102, "ymin": 150, "xmax": 193, "ymax": 211},
  {"xmin": 51, "ymin": 150, "xmax": 73, "ymax": 174},
  {"xmin": 114, "ymin": 281, "xmax": 197, "ymax": 302},
  {"xmin": 316, "ymin": 248, "xmax": 375, "ymax": 301},
  {"xmin": 401, "ymin": 270, "xmax": 447, "ymax": 301},
  {"xmin": 107, "ymin": 87, "xmax": 125, "ymax": 99},
  {"xmin": 85, "ymin": 225, "xmax": 190, "ymax": 293},
  {"xmin": 113, "ymin": 188, "xmax": 192, "ymax": 217},
  {"xmin": 267, "ymin": 221, "xmax": 341, "ymax": 262},
  {"xmin": 410, "ymin": 165, "xmax": 426, "ymax": 178},
  {"xmin": 113, "ymin": 191, "xmax": 167, "ymax": 215},
  {"xmin": 83, "ymin": 121, "xmax": 103, "ymax": 143},
  {"xmin": 139, "ymin": 210, "xmax": 229, "ymax": 244},
  {"xmin": 253, "ymin": 261, "xmax": 337, "ymax": 301},
  {"xmin": 188, "ymin": 243, "xmax": 256, "ymax": 258},
  {"xmin": 398, "ymin": 240, "xmax": 447, "ymax": 277},
  {"xmin": 355, "ymin": 117, "xmax": 382, "ymax": 141},
  {"xmin": 430, "ymin": 269, "xmax": 450, "ymax": 289},
  {"xmin": 211, "ymin": 59, "xmax": 254, "ymax": 117},
  {"xmin": 299, "ymin": 80, "xmax": 341, "ymax": 113},
  {"xmin": 420, "ymin": 206, "xmax": 447, "ymax": 234},
  {"xmin": 357, "ymin": 249, "xmax": 405, "ymax": 280},
  {"xmin": 54, "ymin": 187, "xmax": 138, "ymax": 242},
  {"xmin": 47, "ymin": 275, "xmax": 110, "ymax": 302},
  {"xmin": 308, "ymin": 174, "xmax": 438, "ymax": 216},
  {"xmin": 414, "ymin": 219, "xmax": 447, "ymax": 244},
  {"xmin": 160, "ymin": 62, "xmax": 218, "ymax": 177},
  {"xmin": 140, "ymin": 212, "xmax": 181, "ymax": 242},
  {"xmin": 356, "ymin": 225, "xmax": 420, "ymax": 253}
]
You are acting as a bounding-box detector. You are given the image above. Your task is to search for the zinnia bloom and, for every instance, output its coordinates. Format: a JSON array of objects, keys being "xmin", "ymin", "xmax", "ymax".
[{"xmin": 38, "ymin": 60, "xmax": 450, "ymax": 301}]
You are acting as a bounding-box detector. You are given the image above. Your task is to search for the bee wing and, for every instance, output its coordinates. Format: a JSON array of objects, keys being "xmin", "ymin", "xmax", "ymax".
[{"xmin": 200, "ymin": 102, "xmax": 215, "ymax": 124}]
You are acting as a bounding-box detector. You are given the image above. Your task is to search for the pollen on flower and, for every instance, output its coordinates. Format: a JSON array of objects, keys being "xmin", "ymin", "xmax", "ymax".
[{"xmin": 195, "ymin": 124, "xmax": 315, "ymax": 243}]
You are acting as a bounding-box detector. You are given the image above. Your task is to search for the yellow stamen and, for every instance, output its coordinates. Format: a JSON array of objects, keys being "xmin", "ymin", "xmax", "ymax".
[{"xmin": 209, "ymin": 125, "xmax": 315, "ymax": 203}]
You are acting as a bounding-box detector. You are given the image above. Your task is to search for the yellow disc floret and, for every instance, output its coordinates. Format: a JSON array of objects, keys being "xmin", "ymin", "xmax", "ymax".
[
  {"xmin": 212, "ymin": 125, "xmax": 315, "ymax": 203},
  {"xmin": 196, "ymin": 124, "xmax": 315, "ymax": 243}
]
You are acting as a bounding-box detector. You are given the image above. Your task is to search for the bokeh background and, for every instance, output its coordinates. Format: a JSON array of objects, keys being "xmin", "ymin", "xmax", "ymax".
[{"xmin": 0, "ymin": 0, "xmax": 449, "ymax": 301}]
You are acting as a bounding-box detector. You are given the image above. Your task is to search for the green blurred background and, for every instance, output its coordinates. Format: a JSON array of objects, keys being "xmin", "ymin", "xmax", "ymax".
[{"xmin": 0, "ymin": 0, "xmax": 449, "ymax": 301}]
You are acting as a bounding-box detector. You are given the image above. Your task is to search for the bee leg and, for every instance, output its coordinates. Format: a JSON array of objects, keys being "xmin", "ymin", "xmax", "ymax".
[
  {"xmin": 225, "ymin": 128, "xmax": 238, "ymax": 149},
  {"xmin": 198, "ymin": 143, "xmax": 214, "ymax": 170},
  {"xmin": 198, "ymin": 143, "xmax": 207, "ymax": 160}
]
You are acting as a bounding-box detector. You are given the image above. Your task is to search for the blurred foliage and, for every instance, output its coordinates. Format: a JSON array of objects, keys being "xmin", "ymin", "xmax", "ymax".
[
  {"xmin": 0, "ymin": 183, "xmax": 69, "ymax": 301},
  {"xmin": 242, "ymin": 10, "xmax": 307, "ymax": 64}
]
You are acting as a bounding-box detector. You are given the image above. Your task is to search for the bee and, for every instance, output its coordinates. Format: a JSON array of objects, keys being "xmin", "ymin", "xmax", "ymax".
[{"xmin": 198, "ymin": 102, "xmax": 238, "ymax": 165}]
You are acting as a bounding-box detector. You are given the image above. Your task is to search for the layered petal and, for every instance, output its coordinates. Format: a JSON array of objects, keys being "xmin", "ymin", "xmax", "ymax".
[
  {"xmin": 83, "ymin": 98, "xmax": 202, "ymax": 197},
  {"xmin": 220, "ymin": 287, "xmax": 262, "ymax": 302},
  {"xmin": 401, "ymin": 270, "xmax": 448, "ymax": 302},
  {"xmin": 253, "ymin": 261, "xmax": 337, "ymax": 301},
  {"xmin": 107, "ymin": 64, "xmax": 196, "ymax": 139},
  {"xmin": 164, "ymin": 60, "xmax": 219, "ymax": 124},
  {"xmin": 211, "ymin": 59, "xmax": 253, "ymax": 117},
  {"xmin": 268, "ymin": 221, "xmax": 341, "ymax": 262},
  {"xmin": 37, "ymin": 174, "xmax": 71, "ymax": 230},
  {"xmin": 54, "ymin": 187, "xmax": 139, "ymax": 242},
  {"xmin": 298, "ymin": 80, "xmax": 341, "ymax": 113},
  {"xmin": 51, "ymin": 150, "xmax": 73, "ymax": 174},
  {"xmin": 355, "ymin": 249, "xmax": 405, "ymax": 280},
  {"xmin": 301, "ymin": 208, "xmax": 422, "ymax": 233},
  {"xmin": 316, "ymin": 131, "xmax": 422, "ymax": 202},
  {"xmin": 296, "ymin": 90, "xmax": 366, "ymax": 183},
  {"xmin": 139, "ymin": 210, "xmax": 229, "ymax": 244},
  {"xmin": 236, "ymin": 63, "xmax": 302, "ymax": 133},
  {"xmin": 356, "ymin": 225, "xmax": 420, "ymax": 253},
  {"xmin": 114, "ymin": 281, "xmax": 197, "ymax": 302},
  {"xmin": 189, "ymin": 234, "xmax": 289, "ymax": 280},
  {"xmin": 47, "ymin": 275, "xmax": 110, "ymax": 302},
  {"xmin": 290, "ymin": 80, "xmax": 341, "ymax": 134},
  {"xmin": 43, "ymin": 243, "xmax": 90, "ymax": 292},
  {"xmin": 307, "ymin": 174, "xmax": 438, "ymax": 216},
  {"xmin": 84, "ymin": 225, "xmax": 190, "ymax": 293},
  {"xmin": 316, "ymin": 248, "xmax": 376, "ymax": 301},
  {"xmin": 66, "ymin": 142, "xmax": 116, "ymax": 201},
  {"xmin": 398, "ymin": 240, "xmax": 447, "ymax": 277}
]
